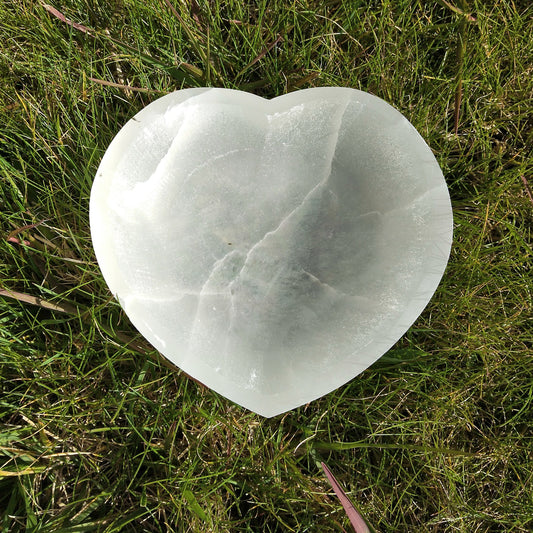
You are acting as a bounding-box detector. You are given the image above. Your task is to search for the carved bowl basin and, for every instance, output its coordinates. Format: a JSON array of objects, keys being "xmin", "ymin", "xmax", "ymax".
[{"xmin": 90, "ymin": 88, "xmax": 453, "ymax": 417}]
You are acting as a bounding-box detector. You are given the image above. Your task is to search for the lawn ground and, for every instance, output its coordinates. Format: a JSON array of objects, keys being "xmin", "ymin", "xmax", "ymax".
[{"xmin": 0, "ymin": 1, "xmax": 532, "ymax": 531}]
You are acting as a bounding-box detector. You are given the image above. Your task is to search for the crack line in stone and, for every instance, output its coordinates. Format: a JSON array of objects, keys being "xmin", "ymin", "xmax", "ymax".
[
  {"xmin": 230, "ymin": 95, "xmax": 353, "ymax": 286},
  {"xmin": 186, "ymin": 249, "xmax": 243, "ymax": 356},
  {"xmin": 222, "ymin": 96, "xmax": 353, "ymax": 358},
  {"xmin": 301, "ymin": 270, "xmax": 350, "ymax": 299},
  {"xmin": 376, "ymin": 185, "xmax": 448, "ymax": 216},
  {"xmin": 138, "ymin": 118, "xmax": 186, "ymax": 188},
  {"xmin": 183, "ymin": 148, "xmax": 255, "ymax": 186}
]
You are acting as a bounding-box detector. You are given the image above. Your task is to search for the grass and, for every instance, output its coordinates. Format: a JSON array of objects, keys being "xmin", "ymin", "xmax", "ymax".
[{"xmin": 0, "ymin": 0, "xmax": 532, "ymax": 531}]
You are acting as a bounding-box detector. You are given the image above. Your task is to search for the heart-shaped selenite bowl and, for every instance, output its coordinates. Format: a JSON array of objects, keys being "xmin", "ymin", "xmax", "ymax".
[{"xmin": 90, "ymin": 87, "xmax": 453, "ymax": 417}]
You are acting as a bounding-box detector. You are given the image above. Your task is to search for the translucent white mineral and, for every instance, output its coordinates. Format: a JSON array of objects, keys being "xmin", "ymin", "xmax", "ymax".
[{"xmin": 90, "ymin": 87, "xmax": 453, "ymax": 417}]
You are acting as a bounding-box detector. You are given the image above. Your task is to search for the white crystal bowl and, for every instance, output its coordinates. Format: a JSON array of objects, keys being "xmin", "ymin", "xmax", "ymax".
[{"xmin": 90, "ymin": 87, "xmax": 453, "ymax": 417}]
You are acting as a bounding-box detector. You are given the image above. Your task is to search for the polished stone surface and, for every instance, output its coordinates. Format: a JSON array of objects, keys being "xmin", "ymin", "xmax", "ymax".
[{"xmin": 90, "ymin": 87, "xmax": 453, "ymax": 417}]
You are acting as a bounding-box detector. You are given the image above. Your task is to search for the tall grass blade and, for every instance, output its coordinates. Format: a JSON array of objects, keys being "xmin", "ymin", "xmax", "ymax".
[{"xmin": 321, "ymin": 462, "xmax": 375, "ymax": 533}]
